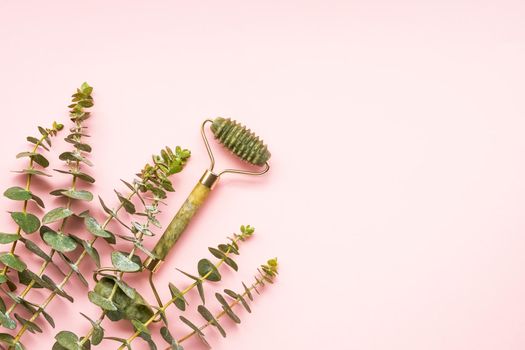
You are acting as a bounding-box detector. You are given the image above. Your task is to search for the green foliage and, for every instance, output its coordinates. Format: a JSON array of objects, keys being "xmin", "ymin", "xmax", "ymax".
[
  {"xmin": 0, "ymin": 253, "xmax": 26, "ymax": 272},
  {"xmin": 105, "ymin": 226, "xmax": 265, "ymax": 350},
  {"xmin": 173, "ymin": 258, "xmax": 279, "ymax": 347},
  {"xmin": 137, "ymin": 146, "xmax": 191, "ymax": 200},
  {"xmin": 0, "ymin": 233, "xmax": 20, "ymax": 244},
  {"xmin": 10, "ymin": 212, "xmax": 40, "ymax": 234},
  {"xmin": 83, "ymin": 216, "xmax": 111, "ymax": 238},
  {"xmin": 168, "ymin": 283, "xmax": 187, "ymax": 311},
  {"xmin": 42, "ymin": 229, "xmax": 78, "ymax": 253},
  {"xmin": 0, "ymin": 83, "xmax": 94, "ymax": 344},
  {"xmin": 42, "ymin": 208, "xmax": 74, "ymax": 225},
  {"xmin": 111, "ymin": 251, "xmax": 140, "ymax": 272},
  {"xmin": 197, "ymin": 259, "xmax": 221, "ymax": 281},
  {"xmin": 3, "ymin": 187, "xmax": 32, "ymax": 201}
]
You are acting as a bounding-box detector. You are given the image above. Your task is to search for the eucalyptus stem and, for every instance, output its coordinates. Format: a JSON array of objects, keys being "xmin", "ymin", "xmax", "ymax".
[
  {"xmin": 11, "ymin": 192, "xmax": 133, "ymax": 345},
  {"xmin": 10, "ymin": 87, "xmax": 94, "ymax": 346},
  {"xmin": 6, "ymin": 157, "xmax": 80, "ymax": 316},
  {"xmin": 117, "ymin": 238, "xmax": 242, "ymax": 350},
  {"xmin": 77, "ymin": 213, "xmax": 146, "ymax": 347},
  {"xmin": 1, "ymin": 134, "xmax": 46, "ymax": 279},
  {"xmin": 177, "ymin": 278, "xmax": 263, "ymax": 345}
]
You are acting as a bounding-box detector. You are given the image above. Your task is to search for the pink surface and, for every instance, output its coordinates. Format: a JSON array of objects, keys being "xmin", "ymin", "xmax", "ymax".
[{"xmin": 0, "ymin": 0, "xmax": 525, "ymax": 349}]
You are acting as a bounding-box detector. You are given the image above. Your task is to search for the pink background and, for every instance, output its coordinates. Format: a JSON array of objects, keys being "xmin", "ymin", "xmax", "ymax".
[{"xmin": 0, "ymin": 0, "xmax": 525, "ymax": 349}]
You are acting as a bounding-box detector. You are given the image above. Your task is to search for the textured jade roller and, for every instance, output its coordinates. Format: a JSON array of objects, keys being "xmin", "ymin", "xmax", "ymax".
[{"xmin": 143, "ymin": 117, "xmax": 271, "ymax": 272}]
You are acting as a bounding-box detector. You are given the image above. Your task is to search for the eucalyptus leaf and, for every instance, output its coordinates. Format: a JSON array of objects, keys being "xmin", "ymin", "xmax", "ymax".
[
  {"xmin": 0, "ymin": 233, "xmax": 20, "ymax": 244},
  {"xmin": 22, "ymin": 237, "xmax": 51, "ymax": 262},
  {"xmin": 18, "ymin": 270, "xmax": 43, "ymax": 289},
  {"xmin": 55, "ymin": 330, "xmax": 81, "ymax": 350},
  {"xmin": 31, "ymin": 153, "xmax": 49, "ymax": 168},
  {"xmin": 80, "ymin": 313, "xmax": 103, "ymax": 345},
  {"xmin": 41, "ymin": 275, "xmax": 74, "ymax": 303},
  {"xmin": 88, "ymin": 291, "xmax": 117, "ymax": 311},
  {"xmin": 82, "ymin": 241, "xmax": 100, "ymax": 267},
  {"xmin": 42, "ymin": 207, "xmax": 73, "ymax": 224},
  {"xmin": 60, "ymin": 189, "xmax": 93, "ymax": 201},
  {"xmin": 41, "ymin": 308, "xmax": 55, "ymax": 328},
  {"xmin": 74, "ymin": 171, "xmax": 95, "ymax": 184},
  {"xmin": 242, "ymin": 282, "xmax": 253, "ymax": 301},
  {"xmin": 3, "ymin": 187, "xmax": 31, "ymax": 201},
  {"xmin": 14, "ymin": 314, "xmax": 42, "ymax": 334},
  {"xmin": 224, "ymin": 257, "xmax": 238, "ymax": 271},
  {"xmin": 0, "ymin": 253, "xmax": 26, "ymax": 272},
  {"xmin": 160, "ymin": 327, "xmax": 173, "ymax": 344},
  {"xmin": 30, "ymin": 193, "xmax": 45, "ymax": 208},
  {"xmin": 111, "ymin": 251, "xmax": 140, "ymax": 272},
  {"xmin": 58, "ymin": 151, "xmax": 81, "ymax": 162},
  {"xmin": 58, "ymin": 253, "xmax": 88, "ymax": 288},
  {"xmin": 0, "ymin": 311, "xmax": 16, "ymax": 330},
  {"xmin": 0, "ymin": 333, "xmax": 18, "ymax": 348},
  {"xmin": 114, "ymin": 191, "xmax": 135, "ymax": 214},
  {"xmin": 43, "ymin": 230, "xmax": 78, "ymax": 253},
  {"xmin": 215, "ymin": 293, "xmax": 240, "ymax": 323},
  {"xmin": 196, "ymin": 280, "xmax": 205, "ymax": 304},
  {"xmin": 168, "ymin": 283, "xmax": 187, "ymax": 311},
  {"xmin": 84, "ymin": 216, "xmax": 111, "ymax": 238},
  {"xmin": 12, "ymin": 169, "xmax": 51, "ymax": 177},
  {"xmin": 98, "ymin": 196, "xmax": 115, "ymax": 217},
  {"xmin": 197, "ymin": 305, "xmax": 226, "ymax": 337},
  {"xmin": 208, "ymin": 247, "xmax": 226, "ymax": 260},
  {"xmin": 115, "ymin": 279, "xmax": 136, "ymax": 300},
  {"xmin": 179, "ymin": 316, "xmax": 205, "ymax": 337},
  {"xmin": 197, "ymin": 259, "xmax": 221, "ymax": 282},
  {"xmin": 10, "ymin": 212, "xmax": 40, "ymax": 233}
]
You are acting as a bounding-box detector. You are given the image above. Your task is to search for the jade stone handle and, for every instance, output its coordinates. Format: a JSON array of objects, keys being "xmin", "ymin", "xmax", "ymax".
[{"xmin": 144, "ymin": 181, "xmax": 211, "ymax": 271}]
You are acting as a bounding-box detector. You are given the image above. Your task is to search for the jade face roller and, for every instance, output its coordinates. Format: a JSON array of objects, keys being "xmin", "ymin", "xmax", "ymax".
[{"xmin": 143, "ymin": 117, "xmax": 271, "ymax": 272}]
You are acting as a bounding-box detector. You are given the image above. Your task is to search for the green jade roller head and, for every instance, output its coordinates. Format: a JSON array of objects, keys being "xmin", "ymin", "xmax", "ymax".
[{"xmin": 143, "ymin": 117, "xmax": 271, "ymax": 272}]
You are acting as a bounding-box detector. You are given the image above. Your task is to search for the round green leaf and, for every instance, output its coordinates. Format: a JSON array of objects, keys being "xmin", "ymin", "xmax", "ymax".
[
  {"xmin": 10, "ymin": 212, "xmax": 40, "ymax": 234},
  {"xmin": 0, "ymin": 311, "xmax": 16, "ymax": 330},
  {"xmin": 88, "ymin": 291, "xmax": 117, "ymax": 311},
  {"xmin": 0, "ymin": 253, "xmax": 27, "ymax": 272},
  {"xmin": 60, "ymin": 189, "xmax": 93, "ymax": 201},
  {"xmin": 84, "ymin": 216, "xmax": 111, "ymax": 238},
  {"xmin": 42, "ymin": 231, "xmax": 78, "ymax": 253},
  {"xmin": 168, "ymin": 283, "xmax": 187, "ymax": 311},
  {"xmin": 91, "ymin": 324, "xmax": 103, "ymax": 345},
  {"xmin": 111, "ymin": 251, "xmax": 140, "ymax": 272},
  {"xmin": 55, "ymin": 330, "xmax": 81, "ymax": 350},
  {"xmin": 31, "ymin": 153, "xmax": 49, "ymax": 168},
  {"xmin": 3, "ymin": 187, "xmax": 31, "ymax": 201},
  {"xmin": 0, "ymin": 233, "xmax": 20, "ymax": 244},
  {"xmin": 80, "ymin": 313, "xmax": 104, "ymax": 345},
  {"xmin": 197, "ymin": 258, "xmax": 221, "ymax": 281},
  {"xmin": 42, "ymin": 207, "xmax": 73, "ymax": 224}
]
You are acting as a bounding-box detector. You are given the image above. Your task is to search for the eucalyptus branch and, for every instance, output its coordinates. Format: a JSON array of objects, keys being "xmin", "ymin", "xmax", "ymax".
[
  {"xmin": 77, "ymin": 194, "xmax": 162, "ymax": 348},
  {"xmin": 5, "ymin": 83, "xmax": 95, "ymax": 347},
  {"xmin": 52, "ymin": 146, "xmax": 190, "ymax": 349},
  {"xmin": 0, "ymin": 122, "xmax": 63, "ymax": 331},
  {"xmin": 109, "ymin": 226, "xmax": 255, "ymax": 350},
  {"xmin": 0, "ymin": 121, "xmax": 64, "ymax": 281},
  {"xmin": 169, "ymin": 258, "xmax": 278, "ymax": 349}
]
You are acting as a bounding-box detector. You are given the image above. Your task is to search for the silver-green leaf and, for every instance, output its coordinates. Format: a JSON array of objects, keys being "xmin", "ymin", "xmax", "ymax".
[{"xmin": 42, "ymin": 207, "xmax": 73, "ymax": 224}]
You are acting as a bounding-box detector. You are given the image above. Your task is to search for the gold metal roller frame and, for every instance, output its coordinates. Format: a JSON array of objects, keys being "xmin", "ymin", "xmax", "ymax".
[{"xmin": 143, "ymin": 118, "xmax": 270, "ymax": 272}]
